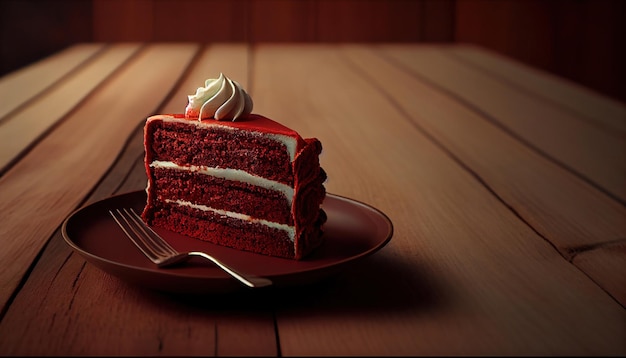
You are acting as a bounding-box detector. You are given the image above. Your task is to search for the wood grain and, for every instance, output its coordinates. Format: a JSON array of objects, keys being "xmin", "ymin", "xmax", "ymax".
[
  {"xmin": 343, "ymin": 43, "xmax": 626, "ymax": 310},
  {"xmin": 93, "ymin": 0, "xmax": 154, "ymax": 42},
  {"xmin": 359, "ymin": 44, "xmax": 626, "ymax": 250},
  {"xmin": 89, "ymin": 0, "xmax": 449, "ymax": 43},
  {"xmin": 378, "ymin": 45, "xmax": 626, "ymax": 204},
  {"xmin": 252, "ymin": 44, "xmax": 625, "ymax": 355},
  {"xmin": 5, "ymin": 0, "xmax": 624, "ymax": 105},
  {"xmin": 0, "ymin": 44, "xmax": 141, "ymax": 174},
  {"xmin": 572, "ymin": 240, "xmax": 626, "ymax": 307},
  {"xmin": 0, "ymin": 44, "xmax": 103, "ymax": 121},
  {"xmin": 152, "ymin": 1, "xmax": 248, "ymax": 42},
  {"xmin": 0, "ymin": 43, "xmax": 198, "ymax": 313},
  {"xmin": 249, "ymin": 0, "xmax": 317, "ymax": 42},
  {"xmin": 0, "ymin": 0, "xmax": 92, "ymax": 77},
  {"xmin": 315, "ymin": 0, "xmax": 423, "ymax": 42},
  {"xmin": 447, "ymin": 44, "xmax": 626, "ymax": 135},
  {"xmin": 455, "ymin": 0, "xmax": 626, "ymax": 104},
  {"xmin": 0, "ymin": 43, "xmax": 624, "ymax": 356}
]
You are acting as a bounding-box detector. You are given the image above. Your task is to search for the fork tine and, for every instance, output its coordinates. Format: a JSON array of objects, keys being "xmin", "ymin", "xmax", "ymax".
[
  {"xmin": 109, "ymin": 209, "xmax": 159, "ymax": 263},
  {"xmin": 122, "ymin": 208, "xmax": 173, "ymax": 257},
  {"xmin": 127, "ymin": 208, "xmax": 178, "ymax": 256}
]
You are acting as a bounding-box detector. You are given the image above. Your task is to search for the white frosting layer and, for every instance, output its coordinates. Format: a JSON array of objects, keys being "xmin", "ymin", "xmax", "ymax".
[
  {"xmin": 166, "ymin": 199, "xmax": 295, "ymax": 242},
  {"xmin": 155, "ymin": 115, "xmax": 298, "ymax": 161},
  {"xmin": 150, "ymin": 161, "xmax": 294, "ymax": 204},
  {"xmin": 185, "ymin": 73, "xmax": 253, "ymax": 121}
]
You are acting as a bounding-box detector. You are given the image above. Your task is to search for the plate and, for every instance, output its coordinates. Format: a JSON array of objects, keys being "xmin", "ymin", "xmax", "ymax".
[{"xmin": 62, "ymin": 191, "xmax": 393, "ymax": 294}]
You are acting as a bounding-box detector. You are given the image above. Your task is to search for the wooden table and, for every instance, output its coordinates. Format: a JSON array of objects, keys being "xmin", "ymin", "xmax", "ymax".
[{"xmin": 0, "ymin": 43, "xmax": 624, "ymax": 356}]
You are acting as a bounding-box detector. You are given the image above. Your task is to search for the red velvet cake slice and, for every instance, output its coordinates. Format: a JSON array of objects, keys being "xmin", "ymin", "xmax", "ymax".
[{"xmin": 141, "ymin": 73, "xmax": 327, "ymax": 259}]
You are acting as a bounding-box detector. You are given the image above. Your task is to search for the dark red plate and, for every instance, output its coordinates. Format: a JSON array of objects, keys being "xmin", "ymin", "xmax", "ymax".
[{"xmin": 62, "ymin": 191, "xmax": 393, "ymax": 294}]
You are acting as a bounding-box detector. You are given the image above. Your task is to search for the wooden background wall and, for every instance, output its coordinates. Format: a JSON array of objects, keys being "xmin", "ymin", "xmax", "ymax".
[{"xmin": 1, "ymin": 0, "xmax": 624, "ymax": 103}]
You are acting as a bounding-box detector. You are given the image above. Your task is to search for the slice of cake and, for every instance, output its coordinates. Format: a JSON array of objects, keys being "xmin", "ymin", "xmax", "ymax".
[{"xmin": 141, "ymin": 73, "xmax": 327, "ymax": 260}]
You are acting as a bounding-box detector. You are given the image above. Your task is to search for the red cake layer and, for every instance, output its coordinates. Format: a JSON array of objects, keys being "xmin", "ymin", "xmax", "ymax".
[
  {"xmin": 146, "ymin": 203, "xmax": 326, "ymax": 259},
  {"xmin": 151, "ymin": 167, "xmax": 293, "ymax": 225},
  {"xmin": 145, "ymin": 114, "xmax": 307, "ymax": 185}
]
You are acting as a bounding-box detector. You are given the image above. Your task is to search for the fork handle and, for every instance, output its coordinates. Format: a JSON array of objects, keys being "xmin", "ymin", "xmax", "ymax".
[{"xmin": 188, "ymin": 251, "xmax": 273, "ymax": 288}]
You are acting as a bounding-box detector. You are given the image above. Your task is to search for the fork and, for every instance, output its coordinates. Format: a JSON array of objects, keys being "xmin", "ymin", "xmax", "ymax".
[{"xmin": 109, "ymin": 208, "xmax": 272, "ymax": 288}]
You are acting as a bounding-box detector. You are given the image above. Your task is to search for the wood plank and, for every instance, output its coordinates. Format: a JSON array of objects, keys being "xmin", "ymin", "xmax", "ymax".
[
  {"xmin": 447, "ymin": 44, "xmax": 626, "ymax": 135},
  {"xmin": 92, "ymin": 0, "xmax": 154, "ymax": 42},
  {"xmin": 0, "ymin": 232, "xmax": 221, "ymax": 356},
  {"xmin": 0, "ymin": 44, "xmax": 141, "ymax": 175},
  {"xmin": 0, "ymin": 43, "xmax": 103, "ymax": 121},
  {"xmin": 249, "ymin": 0, "xmax": 317, "ymax": 42},
  {"xmin": 420, "ymin": 0, "xmax": 455, "ymax": 41},
  {"xmin": 378, "ymin": 44, "xmax": 626, "ymax": 203},
  {"xmin": 2, "ymin": 42, "xmax": 622, "ymax": 356},
  {"xmin": 0, "ymin": 43, "xmax": 199, "ymax": 313},
  {"xmin": 339, "ymin": 43, "xmax": 626, "ymax": 321},
  {"xmin": 252, "ymin": 44, "xmax": 625, "ymax": 355},
  {"xmin": 454, "ymin": 0, "xmax": 556, "ymax": 73},
  {"xmin": 152, "ymin": 0, "xmax": 247, "ymax": 42},
  {"xmin": 89, "ymin": 0, "xmax": 450, "ymax": 43},
  {"xmin": 0, "ymin": 43, "xmax": 277, "ymax": 356},
  {"xmin": 315, "ymin": 0, "xmax": 422, "ymax": 42},
  {"xmin": 343, "ymin": 44, "xmax": 624, "ymax": 253}
]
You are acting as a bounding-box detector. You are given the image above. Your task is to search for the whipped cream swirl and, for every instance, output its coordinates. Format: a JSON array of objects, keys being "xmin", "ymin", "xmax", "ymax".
[{"xmin": 185, "ymin": 73, "xmax": 253, "ymax": 121}]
